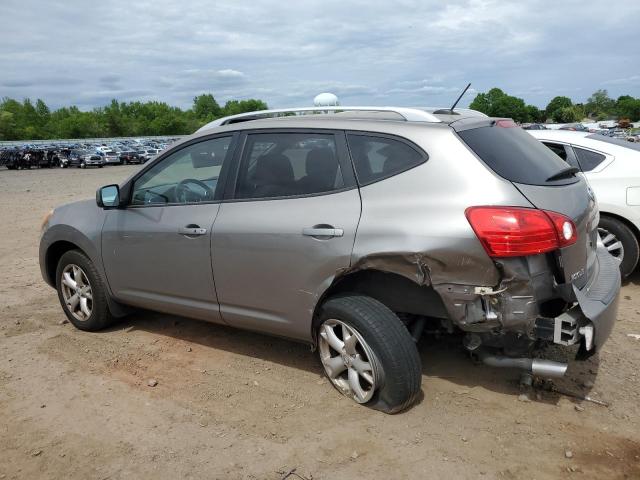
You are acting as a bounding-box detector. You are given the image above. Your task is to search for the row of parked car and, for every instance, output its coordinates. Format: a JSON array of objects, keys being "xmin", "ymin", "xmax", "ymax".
[
  {"xmin": 0, "ymin": 138, "xmax": 179, "ymax": 170},
  {"xmin": 524, "ymin": 122, "xmax": 640, "ymax": 142}
]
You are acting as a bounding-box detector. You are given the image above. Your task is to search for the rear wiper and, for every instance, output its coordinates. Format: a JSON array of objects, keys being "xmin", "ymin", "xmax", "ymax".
[{"xmin": 546, "ymin": 166, "xmax": 580, "ymax": 182}]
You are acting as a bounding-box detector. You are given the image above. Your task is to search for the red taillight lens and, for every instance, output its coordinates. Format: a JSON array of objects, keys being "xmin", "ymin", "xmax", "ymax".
[{"xmin": 465, "ymin": 206, "xmax": 577, "ymax": 257}]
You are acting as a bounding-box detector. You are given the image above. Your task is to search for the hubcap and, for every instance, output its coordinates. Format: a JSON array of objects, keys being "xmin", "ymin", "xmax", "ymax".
[
  {"xmin": 598, "ymin": 227, "xmax": 624, "ymax": 260},
  {"xmin": 318, "ymin": 319, "xmax": 379, "ymax": 403},
  {"xmin": 60, "ymin": 264, "xmax": 93, "ymax": 321}
]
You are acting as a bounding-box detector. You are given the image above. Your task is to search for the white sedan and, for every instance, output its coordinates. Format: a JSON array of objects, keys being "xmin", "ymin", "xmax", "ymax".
[{"xmin": 529, "ymin": 129, "xmax": 640, "ymax": 278}]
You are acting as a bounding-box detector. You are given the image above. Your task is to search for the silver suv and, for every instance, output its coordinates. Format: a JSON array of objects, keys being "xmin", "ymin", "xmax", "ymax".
[{"xmin": 39, "ymin": 107, "xmax": 621, "ymax": 413}]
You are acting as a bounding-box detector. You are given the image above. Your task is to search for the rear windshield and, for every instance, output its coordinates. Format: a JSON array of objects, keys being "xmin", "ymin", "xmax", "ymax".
[
  {"xmin": 458, "ymin": 123, "xmax": 578, "ymax": 185},
  {"xmin": 586, "ymin": 134, "xmax": 640, "ymax": 152}
]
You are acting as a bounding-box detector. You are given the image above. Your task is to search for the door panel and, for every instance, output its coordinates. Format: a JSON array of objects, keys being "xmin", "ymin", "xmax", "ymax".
[
  {"xmin": 102, "ymin": 204, "xmax": 223, "ymax": 322},
  {"xmin": 100, "ymin": 135, "xmax": 236, "ymax": 323},
  {"xmin": 212, "ymin": 190, "xmax": 361, "ymax": 341}
]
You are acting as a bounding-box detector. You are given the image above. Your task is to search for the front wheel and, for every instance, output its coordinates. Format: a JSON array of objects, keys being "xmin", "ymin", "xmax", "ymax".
[
  {"xmin": 599, "ymin": 216, "xmax": 639, "ymax": 279},
  {"xmin": 56, "ymin": 250, "xmax": 115, "ymax": 331},
  {"xmin": 317, "ymin": 295, "xmax": 422, "ymax": 413}
]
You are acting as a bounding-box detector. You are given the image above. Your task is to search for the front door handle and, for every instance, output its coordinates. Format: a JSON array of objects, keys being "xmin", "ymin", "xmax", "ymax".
[
  {"xmin": 302, "ymin": 227, "xmax": 344, "ymax": 238},
  {"xmin": 179, "ymin": 225, "xmax": 207, "ymax": 236}
]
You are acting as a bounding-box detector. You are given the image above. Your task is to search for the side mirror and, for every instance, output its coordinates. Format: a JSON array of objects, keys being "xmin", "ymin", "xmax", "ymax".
[{"xmin": 96, "ymin": 184, "xmax": 120, "ymax": 209}]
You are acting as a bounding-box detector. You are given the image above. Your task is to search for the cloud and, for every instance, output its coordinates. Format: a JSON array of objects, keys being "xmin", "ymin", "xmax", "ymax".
[
  {"xmin": 0, "ymin": 0, "xmax": 638, "ymax": 111},
  {"xmin": 604, "ymin": 75, "xmax": 640, "ymax": 86}
]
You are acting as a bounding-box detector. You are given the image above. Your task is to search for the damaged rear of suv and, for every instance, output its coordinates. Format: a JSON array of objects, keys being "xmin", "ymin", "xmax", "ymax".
[
  {"xmin": 40, "ymin": 106, "xmax": 620, "ymax": 414},
  {"xmin": 439, "ymin": 118, "xmax": 620, "ymax": 371}
]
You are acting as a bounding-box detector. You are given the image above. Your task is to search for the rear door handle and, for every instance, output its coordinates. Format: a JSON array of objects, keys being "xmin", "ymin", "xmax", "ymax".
[
  {"xmin": 302, "ymin": 227, "xmax": 344, "ymax": 238},
  {"xmin": 179, "ymin": 225, "xmax": 207, "ymax": 236}
]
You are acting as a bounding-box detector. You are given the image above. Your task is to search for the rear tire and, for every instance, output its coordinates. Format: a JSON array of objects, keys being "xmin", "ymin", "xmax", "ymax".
[
  {"xmin": 599, "ymin": 216, "xmax": 639, "ymax": 279},
  {"xmin": 317, "ymin": 295, "xmax": 422, "ymax": 413},
  {"xmin": 55, "ymin": 250, "xmax": 115, "ymax": 331}
]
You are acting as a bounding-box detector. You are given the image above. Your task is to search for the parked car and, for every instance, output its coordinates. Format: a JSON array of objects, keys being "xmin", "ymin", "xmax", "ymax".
[
  {"xmin": 522, "ymin": 123, "xmax": 547, "ymax": 130},
  {"xmin": 66, "ymin": 150, "xmax": 105, "ymax": 168},
  {"xmin": 529, "ymin": 129, "xmax": 640, "ymax": 278},
  {"xmin": 40, "ymin": 107, "xmax": 620, "ymax": 413},
  {"xmin": 559, "ymin": 123, "xmax": 589, "ymax": 132},
  {"xmin": 103, "ymin": 151, "xmax": 120, "ymax": 165},
  {"xmin": 119, "ymin": 151, "xmax": 144, "ymax": 165},
  {"xmin": 138, "ymin": 149, "xmax": 158, "ymax": 162}
]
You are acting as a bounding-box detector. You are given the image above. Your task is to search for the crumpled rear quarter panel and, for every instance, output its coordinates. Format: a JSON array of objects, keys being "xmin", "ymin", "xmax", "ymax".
[{"xmin": 351, "ymin": 127, "xmax": 533, "ymax": 288}]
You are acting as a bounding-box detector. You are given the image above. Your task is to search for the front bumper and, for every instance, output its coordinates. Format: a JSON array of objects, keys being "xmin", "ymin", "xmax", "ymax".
[{"xmin": 536, "ymin": 244, "xmax": 620, "ymax": 355}]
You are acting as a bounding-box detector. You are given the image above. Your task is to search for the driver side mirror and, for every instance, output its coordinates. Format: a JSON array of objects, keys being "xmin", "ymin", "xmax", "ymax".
[{"xmin": 96, "ymin": 184, "xmax": 121, "ymax": 209}]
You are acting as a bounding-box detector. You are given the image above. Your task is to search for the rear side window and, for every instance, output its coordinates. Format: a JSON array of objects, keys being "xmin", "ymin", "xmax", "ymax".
[
  {"xmin": 573, "ymin": 147, "xmax": 606, "ymax": 172},
  {"xmin": 459, "ymin": 123, "xmax": 576, "ymax": 185},
  {"xmin": 235, "ymin": 132, "xmax": 344, "ymax": 199},
  {"xmin": 346, "ymin": 134, "xmax": 425, "ymax": 185},
  {"xmin": 542, "ymin": 142, "xmax": 580, "ymax": 169}
]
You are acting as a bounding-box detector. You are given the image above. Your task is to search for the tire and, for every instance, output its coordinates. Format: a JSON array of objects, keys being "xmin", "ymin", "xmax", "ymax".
[
  {"xmin": 55, "ymin": 250, "xmax": 115, "ymax": 331},
  {"xmin": 98, "ymin": 165, "xmax": 103, "ymax": 168},
  {"xmin": 79, "ymin": 163, "xmax": 85, "ymax": 169},
  {"xmin": 599, "ymin": 216, "xmax": 639, "ymax": 279},
  {"xmin": 317, "ymin": 295, "xmax": 421, "ymax": 413}
]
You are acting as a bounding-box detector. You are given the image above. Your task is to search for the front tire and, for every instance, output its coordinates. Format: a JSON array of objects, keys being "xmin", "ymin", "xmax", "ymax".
[
  {"xmin": 317, "ymin": 295, "xmax": 422, "ymax": 413},
  {"xmin": 599, "ymin": 216, "xmax": 639, "ymax": 279},
  {"xmin": 56, "ymin": 250, "xmax": 115, "ymax": 331}
]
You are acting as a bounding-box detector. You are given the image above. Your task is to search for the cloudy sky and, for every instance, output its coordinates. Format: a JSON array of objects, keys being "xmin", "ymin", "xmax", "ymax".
[{"xmin": 1, "ymin": 0, "xmax": 639, "ymax": 111}]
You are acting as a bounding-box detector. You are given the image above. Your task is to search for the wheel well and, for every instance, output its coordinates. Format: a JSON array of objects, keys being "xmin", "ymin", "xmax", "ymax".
[
  {"xmin": 599, "ymin": 212, "xmax": 640, "ymax": 242},
  {"xmin": 45, "ymin": 241, "xmax": 81, "ymax": 286},
  {"xmin": 312, "ymin": 269, "xmax": 448, "ymax": 337}
]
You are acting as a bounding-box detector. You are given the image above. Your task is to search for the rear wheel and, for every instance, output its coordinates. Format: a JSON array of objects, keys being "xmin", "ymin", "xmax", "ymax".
[
  {"xmin": 599, "ymin": 216, "xmax": 639, "ymax": 279},
  {"xmin": 317, "ymin": 295, "xmax": 421, "ymax": 413},
  {"xmin": 56, "ymin": 250, "xmax": 115, "ymax": 331}
]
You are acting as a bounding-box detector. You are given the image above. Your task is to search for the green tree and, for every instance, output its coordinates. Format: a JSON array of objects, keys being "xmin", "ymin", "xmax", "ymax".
[
  {"xmin": 545, "ymin": 96, "xmax": 573, "ymax": 122},
  {"xmin": 222, "ymin": 99, "xmax": 268, "ymax": 117},
  {"xmin": 193, "ymin": 94, "xmax": 222, "ymax": 121},
  {"xmin": 0, "ymin": 94, "xmax": 269, "ymax": 140},
  {"xmin": 585, "ymin": 89, "xmax": 615, "ymax": 118},
  {"xmin": 615, "ymin": 95, "xmax": 640, "ymax": 121},
  {"xmin": 554, "ymin": 106, "xmax": 580, "ymax": 123},
  {"xmin": 468, "ymin": 88, "xmax": 530, "ymax": 122},
  {"xmin": 525, "ymin": 104, "xmax": 543, "ymax": 123}
]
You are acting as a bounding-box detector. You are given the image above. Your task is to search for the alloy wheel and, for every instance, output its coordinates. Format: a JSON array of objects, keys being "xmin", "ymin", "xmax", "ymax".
[
  {"xmin": 598, "ymin": 227, "xmax": 624, "ymax": 260},
  {"xmin": 60, "ymin": 264, "xmax": 93, "ymax": 321},
  {"xmin": 318, "ymin": 319, "xmax": 379, "ymax": 403}
]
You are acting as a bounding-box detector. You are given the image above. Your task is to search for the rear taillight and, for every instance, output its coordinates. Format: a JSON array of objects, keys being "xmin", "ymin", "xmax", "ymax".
[{"xmin": 465, "ymin": 206, "xmax": 577, "ymax": 258}]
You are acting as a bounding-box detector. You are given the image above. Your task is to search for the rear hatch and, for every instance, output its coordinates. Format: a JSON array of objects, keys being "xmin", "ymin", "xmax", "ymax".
[{"xmin": 455, "ymin": 118, "xmax": 598, "ymax": 288}]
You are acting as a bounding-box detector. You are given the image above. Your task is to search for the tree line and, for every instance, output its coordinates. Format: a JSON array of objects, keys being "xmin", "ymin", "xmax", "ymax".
[
  {"xmin": 469, "ymin": 88, "xmax": 640, "ymax": 124},
  {"xmin": 0, "ymin": 94, "xmax": 267, "ymax": 141},
  {"xmin": 2, "ymin": 88, "xmax": 639, "ymax": 140}
]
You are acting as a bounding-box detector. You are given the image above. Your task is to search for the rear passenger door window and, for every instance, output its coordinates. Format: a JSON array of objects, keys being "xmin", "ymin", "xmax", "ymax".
[
  {"xmin": 235, "ymin": 132, "xmax": 345, "ymax": 199},
  {"xmin": 346, "ymin": 134, "xmax": 426, "ymax": 185},
  {"xmin": 572, "ymin": 147, "xmax": 606, "ymax": 172}
]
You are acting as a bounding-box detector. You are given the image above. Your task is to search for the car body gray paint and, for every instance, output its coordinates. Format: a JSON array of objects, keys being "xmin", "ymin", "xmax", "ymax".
[{"xmin": 39, "ymin": 114, "xmax": 620, "ymax": 353}]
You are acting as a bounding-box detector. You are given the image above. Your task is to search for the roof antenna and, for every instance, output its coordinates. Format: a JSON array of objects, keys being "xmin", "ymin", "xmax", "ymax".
[{"xmin": 434, "ymin": 83, "xmax": 471, "ymax": 115}]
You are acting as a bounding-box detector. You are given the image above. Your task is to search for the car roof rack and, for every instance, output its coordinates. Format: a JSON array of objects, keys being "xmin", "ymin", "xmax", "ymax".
[{"xmin": 197, "ymin": 106, "xmax": 446, "ymax": 131}]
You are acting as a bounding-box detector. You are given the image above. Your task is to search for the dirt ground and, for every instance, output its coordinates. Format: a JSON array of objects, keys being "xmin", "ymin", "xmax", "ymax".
[{"xmin": 0, "ymin": 165, "xmax": 639, "ymax": 480}]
